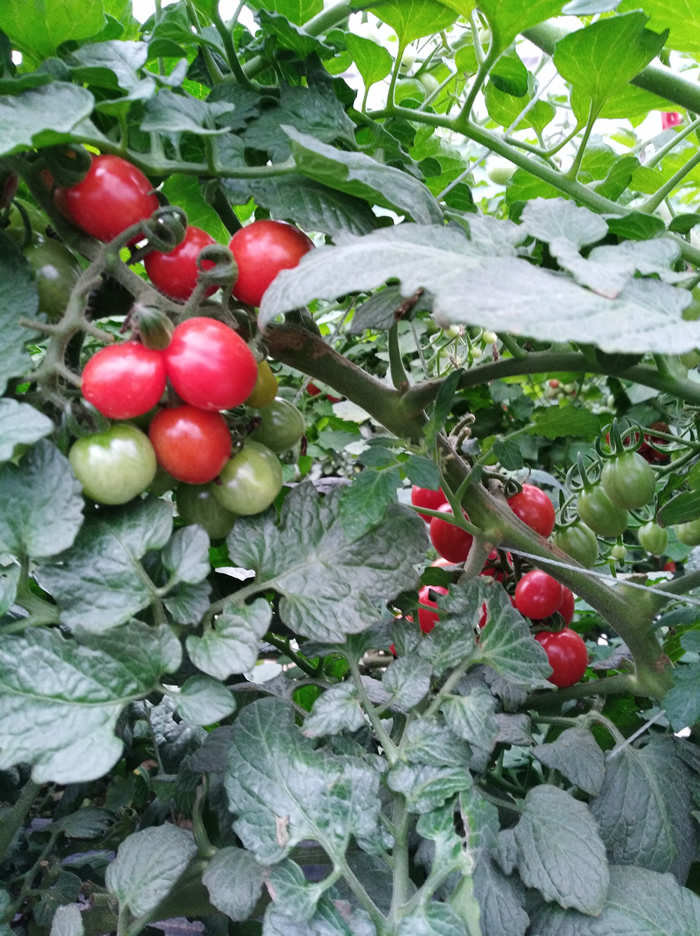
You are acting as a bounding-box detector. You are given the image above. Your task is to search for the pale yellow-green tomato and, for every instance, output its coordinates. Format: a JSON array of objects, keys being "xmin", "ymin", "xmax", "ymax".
[
  {"xmin": 211, "ymin": 441, "xmax": 283, "ymax": 516},
  {"xmin": 245, "ymin": 359, "xmax": 279, "ymax": 409},
  {"xmin": 69, "ymin": 424, "xmax": 156, "ymax": 505}
]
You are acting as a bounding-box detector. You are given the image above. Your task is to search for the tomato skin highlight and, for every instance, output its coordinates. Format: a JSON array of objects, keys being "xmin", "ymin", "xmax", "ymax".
[
  {"xmin": 411, "ymin": 485, "xmax": 446, "ymax": 522},
  {"xmin": 164, "ymin": 317, "xmax": 258, "ymax": 411},
  {"xmin": 82, "ymin": 343, "xmax": 166, "ymax": 419},
  {"xmin": 149, "ymin": 405, "xmax": 232, "ymax": 484},
  {"xmin": 229, "ymin": 220, "xmax": 314, "ymax": 307},
  {"xmin": 417, "ymin": 585, "xmax": 448, "ymax": 634},
  {"xmin": 62, "ymin": 154, "xmax": 158, "ymax": 242},
  {"xmin": 601, "ymin": 451, "xmax": 656, "ymax": 511},
  {"xmin": 534, "ymin": 628, "xmax": 588, "ymax": 688},
  {"xmin": 429, "ymin": 504, "xmax": 473, "ymax": 563},
  {"xmin": 514, "ymin": 570, "xmax": 563, "ymax": 620},
  {"xmin": 507, "ymin": 484, "xmax": 556, "ymax": 538},
  {"xmin": 69, "ymin": 423, "xmax": 156, "ymax": 505},
  {"xmin": 212, "ymin": 440, "xmax": 283, "ymax": 515},
  {"xmin": 145, "ymin": 226, "xmax": 217, "ymax": 300}
]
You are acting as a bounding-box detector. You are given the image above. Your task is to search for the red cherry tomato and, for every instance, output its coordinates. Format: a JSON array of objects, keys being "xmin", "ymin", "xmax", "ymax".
[
  {"xmin": 229, "ymin": 220, "xmax": 314, "ymax": 307},
  {"xmin": 148, "ymin": 405, "xmax": 231, "ymax": 483},
  {"xmin": 480, "ymin": 549, "xmax": 512, "ymax": 582},
  {"xmin": 534, "ymin": 628, "xmax": 588, "ymax": 688},
  {"xmin": 411, "ymin": 486, "xmax": 446, "ymax": 523},
  {"xmin": 663, "ymin": 560, "xmax": 677, "ymax": 573},
  {"xmin": 429, "ymin": 504, "xmax": 473, "ymax": 563},
  {"xmin": 145, "ymin": 226, "xmax": 217, "ymax": 301},
  {"xmin": 507, "ymin": 484, "xmax": 555, "ymax": 538},
  {"xmin": 514, "ymin": 570, "xmax": 563, "ymax": 620},
  {"xmin": 61, "ymin": 155, "xmax": 158, "ymax": 242},
  {"xmin": 661, "ymin": 111, "xmax": 682, "ymax": 130},
  {"xmin": 558, "ymin": 587, "xmax": 575, "ymax": 625},
  {"xmin": 163, "ymin": 317, "xmax": 258, "ymax": 411},
  {"xmin": 81, "ymin": 342, "xmax": 166, "ymax": 420},
  {"xmin": 306, "ymin": 382, "xmax": 342, "ymax": 404},
  {"xmin": 417, "ymin": 585, "xmax": 448, "ymax": 634}
]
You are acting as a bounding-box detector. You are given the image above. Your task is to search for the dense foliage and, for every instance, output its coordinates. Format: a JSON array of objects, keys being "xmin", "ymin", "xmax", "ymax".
[{"xmin": 4, "ymin": 1, "xmax": 700, "ymax": 934}]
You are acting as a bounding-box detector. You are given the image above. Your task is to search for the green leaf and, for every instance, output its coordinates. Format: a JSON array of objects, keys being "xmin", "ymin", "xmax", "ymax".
[
  {"xmin": 670, "ymin": 213, "xmax": 700, "ymax": 234},
  {"xmin": 387, "ymin": 762, "xmax": 472, "ymax": 814},
  {"xmin": 591, "ymin": 737, "xmax": 699, "ymax": 880},
  {"xmin": 553, "ymin": 12, "xmax": 668, "ymax": 121},
  {"xmin": 403, "ymin": 715, "xmax": 472, "ymax": 767},
  {"xmin": 202, "ymin": 847, "xmax": 264, "ymax": 922},
  {"xmin": 141, "ymin": 87, "xmax": 233, "ymax": 135},
  {"xmin": 224, "ymin": 483, "xmax": 427, "ymax": 643},
  {"xmin": 162, "ymin": 525, "xmax": 211, "ymax": 585},
  {"xmin": 369, "ymin": 0, "xmax": 458, "ymax": 45},
  {"xmin": 0, "ymin": 622, "xmax": 180, "ymax": 783},
  {"xmin": 493, "ymin": 437, "xmax": 523, "ymax": 471},
  {"xmin": 490, "ymin": 48, "xmax": 529, "ymax": 97},
  {"xmin": 0, "ymin": 400, "xmax": 54, "ymax": 462},
  {"xmin": 382, "ymin": 656, "xmax": 433, "ymax": 710},
  {"xmin": 225, "ymin": 697, "xmax": 382, "ymax": 864},
  {"xmin": 440, "ymin": 687, "xmax": 499, "ymax": 751},
  {"xmin": 50, "ymin": 905, "xmax": 84, "ymax": 936},
  {"xmin": 658, "ymin": 490, "xmax": 700, "ymax": 525},
  {"xmin": 664, "ymin": 662, "xmax": 700, "ymax": 731},
  {"xmin": 0, "ymin": 0, "xmax": 105, "ymax": 60},
  {"xmin": 485, "ymin": 74, "xmax": 555, "ymax": 133},
  {"xmin": 522, "ymin": 197, "xmax": 608, "ymax": 249},
  {"xmin": 606, "ymin": 211, "xmax": 666, "ymax": 240},
  {"xmin": 0, "ymin": 233, "xmax": 41, "ymax": 393},
  {"xmin": 0, "ymin": 567, "xmax": 19, "ymax": 618},
  {"xmin": 473, "ymin": 855, "xmax": 529, "ymax": 936},
  {"xmin": 223, "ymin": 175, "xmax": 377, "ymax": 237},
  {"xmin": 37, "ymin": 497, "xmax": 172, "ymax": 632},
  {"xmin": 0, "ymin": 441, "xmax": 83, "ymax": 559},
  {"xmin": 284, "ymin": 127, "xmax": 444, "ymax": 226},
  {"xmin": 186, "ymin": 598, "xmax": 271, "ymax": 679},
  {"xmin": 264, "ymin": 898, "xmax": 376, "ymax": 936},
  {"xmin": 105, "ymin": 825, "xmax": 197, "ymax": 917},
  {"xmin": 70, "ymin": 39, "xmax": 151, "ymax": 95},
  {"xmin": 161, "ymin": 174, "xmax": 230, "ymax": 243},
  {"xmin": 425, "ymin": 370, "xmax": 462, "ymax": 449},
  {"xmin": 514, "ymin": 785, "xmax": 609, "ymax": 914},
  {"xmin": 171, "ymin": 675, "xmax": 235, "ymax": 726},
  {"xmin": 338, "ymin": 464, "xmax": 402, "ymax": 540},
  {"xmin": 404, "ymin": 455, "xmax": 441, "ymax": 490},
  {"xmin": 478, "ymin": 0, "xmax": 565, "ymax": 54},
  {"xmin": 533, "ymin": 727, "xmax": 606, "ymax": 795},
  {"xmin": 530, "ymin": 864, "xmax": 700, "ymax": 934},
  {"xmin": 0, "ymin": 82, "xmax": 96, "ymax": 156},
  {"xmin": 244, "ymin": 0, "xmax": 323, "ymax": 26},
  {"xmin": 303, "ymin": 682, "xmax": 366, "ymax": 737},
  {"xmin": 346, "ymin": 34, "xmax": 392, "ymax": 89},
  {"xmin": 530, "ymin": 406, "xmax": 602, "ymax": 442},
  {"xmin": 259, "ymin": 218, "xmax": 700, "ymax": 355},
  {"xmin": 348, "ymin": 286, "xmax": 407, "ymax": 334},
  {"xmin": 397, "ymin": 903, "xmax": 470, "ymax": 936},
  {"xmin": 618, "ymin": 0, "xmax": 700, "ymax": 55}
]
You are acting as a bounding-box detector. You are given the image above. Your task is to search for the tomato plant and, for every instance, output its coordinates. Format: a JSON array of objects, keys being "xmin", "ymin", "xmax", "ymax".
[
  {"xmin": 250, "ymin": 397, "xmax": 305, "ymax": 453},
  {"xmin": 534, "ymin": 628, "xmax": 589, "ymax": 688},
  {"xmin": 60, "ymin": 154, "xmax": 158, "ymax": 242},
  {"xmin": 144, "ymin": 225, "xmax": 217, "ymax": 300},
  {"xmin": 601, "ymin": 451, "xmax": 656, "ymax": 511},
  {"xmin": 163, "ymin": 317, "xmax": 258, "ymax": 411},
  {"xmin": 81, "ymin": 342, "xmax": 166, "ymax": 419},
  {"xmin": 148, "ymin": 405, "xmax": 232, "ymax": 484},
  {"xmin": 410, "ymin": 484, "xmax": 446, "ymax": 522},
  {"xmin": 176, "ymin": 482, "xmax": 237, "ymax": 539},
  {"xmin": 429, "ymin": 504, "xmax": 473, "ymax": 562},
  {"xmin": 514, "ymin": 569, "xmax": 563, "ymax": 620},
  {"xmin": 68, "ymin": 423, "xmax": 156, "ymax": 504},
  {"xmin": 229, "ymin": 219, "xmax": 314, "ymax": 307},
  {"xmin": 212, "ymin": 440, "xmax": 283, "ymax": 515},
  {"xmin": 507, "ymin": 483, "xmax": 555, "ymax": 537}
]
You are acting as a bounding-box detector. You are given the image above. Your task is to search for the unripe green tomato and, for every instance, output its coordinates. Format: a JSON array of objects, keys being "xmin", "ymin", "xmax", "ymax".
[
  {"xmin": 486, "ymin": 158, "xmax": 515, "ymax": 185},
  {"xmin": 69, "ymin": 424, "xmax": 156, "ymax": 505},
  {"xmin": 177, "ymin": 483, "xmax": 237, "ymax": 539},
  {"xmin": 610, "ymin": 543, "xmax": 627, "ymax": 561},
  {"xmin": 638, "ymin": 521, "xmax": 667, "ymax": 556},
  {"xmin": 245, "ymin": 360, "xmax": 279, "ymax": 409},
  {"xmin": 482, "ymin": 330, "xmax": 498, "ymax": 344},
  {"xmin": 552, "ymin": 522, "xmax": 599, "ymax": 568},
  {"xmin": 149, "ymin": 466, "xmax": 177, "ymax": 496},
  {"xmin": 577, "ymin": 485, "xmax": 629, "ymax": 538},
  {"xmin": 250, "ymin": 398, "xmax": 305, "ymax": 453},
  {"xmin": 24, "ymin": 239, "xmax": 81, "ymax": 321},
  {"xmin": 687, "ymin": 462, "xmax": 700, "ymax": 491},
  {"xmin": 417, "ymin": 72, "xmax": 440, "ymax": 95},
  {"xmin": 680, "ymin": 349, "xmax": 700, "ymax": 369},
  {"xmin": 211, "ymin": 441, "xmax": 283, "ymax": 515},
  {"xmin": 601, "ymin": 451, "xmax": 656, "ymax": 510},
  {"xmin": 675, "ymin": 518, "xmax": 700, "ymax": 546}
]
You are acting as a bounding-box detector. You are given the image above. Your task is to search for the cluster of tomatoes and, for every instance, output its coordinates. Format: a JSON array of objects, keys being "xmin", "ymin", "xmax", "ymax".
[
  {"xmin": 56, "ymin": 152, "xmax": 313, "ymax": 526},
  {"xmin": 409, "ymin": 483, "xmax": 587, "ymax": 689}
]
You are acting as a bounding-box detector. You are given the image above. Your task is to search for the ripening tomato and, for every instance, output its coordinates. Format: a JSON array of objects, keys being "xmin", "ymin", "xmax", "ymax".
[
  {"xmin": 229, "ymin": 220, "xmax": 314, "ymax": 307},
  {"xmin": 558, "ymin": 587, "xmax": 575, "ymax": 625},
  {"xmin": 149, "ymin": 405, "xmax": 232, "ymax": 484},
  {"xmin": 144, "ymin": 226, "xmax": 217, "ymax": 300},
  {"xmin": 417, "ymin": 585, "xmax": 448, "ymax": 634},
  {"xmin": 61, "ymin": 154, "xmax": 159, "ymax": 242},
  {"xmin": 429, "ymin": 504, "xmax": 473, "ymax": 563},
  {"xmin": 507, "ymin": 484, "xmax": 556, "ymax": 538},
  {"xmin": 535, "ymin": 628, "xmax": 588, "ymax": 688},
  {"xmin": 411, "ymin": 485, "xmax": 446, "ymax": 522},
  {"xmin": 69, "ymin": 424, "xmax": 156, "ymax": 505},
  {"xmin": 81, "ymin": 343, "xmax": 166, "ymax": 419},
  {"xmin": 211, "ymin": 441, "xmax": 283, "ymax": 515},
  {"xmin": 163, "ymin": 317, "xmax": 258, "ymax": 411},
  {"xmin": 514, "ymin": 570, "xmax": 563, "ymax": 620},
  {"xmin": 245, "ymin": 360, "xmax": 279, "ymax": 409}
]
